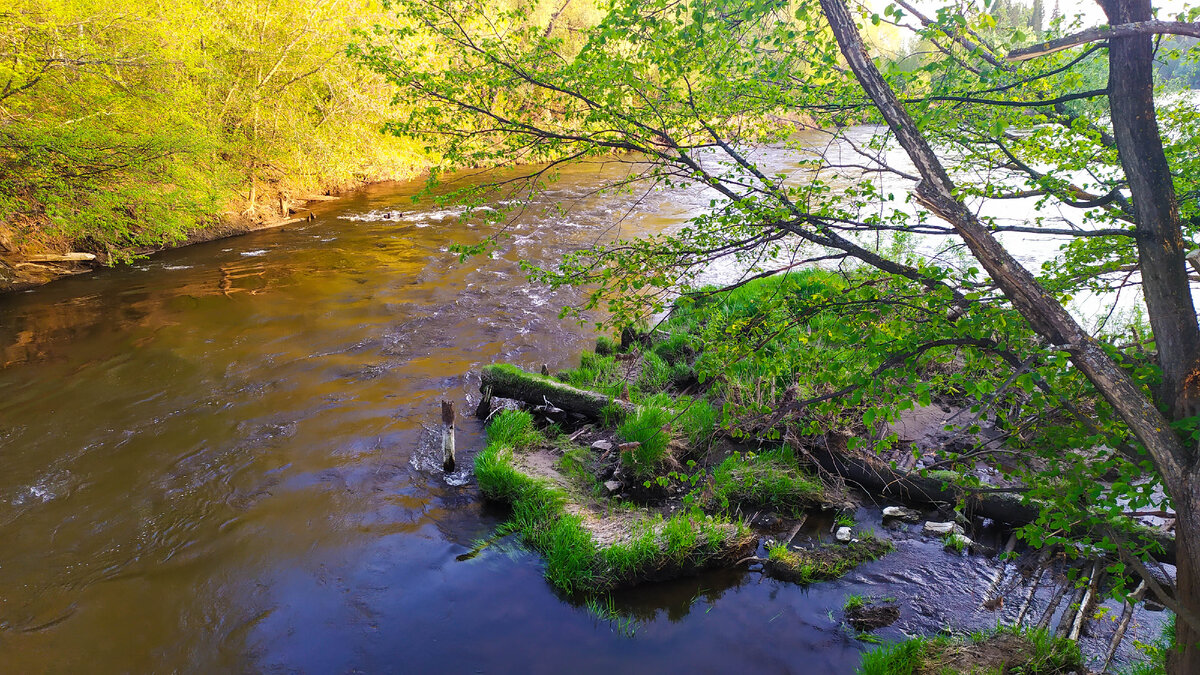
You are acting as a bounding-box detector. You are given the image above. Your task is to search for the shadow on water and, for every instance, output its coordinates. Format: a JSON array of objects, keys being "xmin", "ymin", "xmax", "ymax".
[{"xmin": 0, "ymin": 139, "xmax": 1168, "ymax": 673}]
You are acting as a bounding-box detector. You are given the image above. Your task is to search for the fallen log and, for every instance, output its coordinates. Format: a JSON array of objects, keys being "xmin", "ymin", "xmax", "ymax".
[
  {"xmin": 480, "ymin": 364, "xmax": 635, "ymax": 422},
  {"xmin": 808, "ymin": 441, "xmax": 1176, "ymax": 564},
  {"xmin": 26, "ymin": 252, "xmax": 96, "ymax": 262}
]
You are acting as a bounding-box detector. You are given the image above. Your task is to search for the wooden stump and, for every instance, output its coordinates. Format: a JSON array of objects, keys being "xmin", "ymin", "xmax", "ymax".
[{"xmin": 441, "ymin": 400, "xmax": 456, "ymax": 472}]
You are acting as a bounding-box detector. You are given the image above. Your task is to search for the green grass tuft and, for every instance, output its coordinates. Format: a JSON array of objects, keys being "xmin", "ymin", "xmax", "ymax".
[
  {"xmin": 485, "ymin": 409, "xmax": 543, "ymax": 450},
  {"xmin": 677, "ymin": 396, "xmax": 718, "ymax": 449},
  {"xmin": 707, "ymin": 448, "xmax": 825, "ymax": 516},
  {"xmin": 617, "ymin": 404, "xmax": 674, "ymax": 476}
]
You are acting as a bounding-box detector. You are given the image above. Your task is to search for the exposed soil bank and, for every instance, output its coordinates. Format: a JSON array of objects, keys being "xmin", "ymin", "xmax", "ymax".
[{"xmin": 0, "ymin": 193, "xmax": 348, "ymax": 294}]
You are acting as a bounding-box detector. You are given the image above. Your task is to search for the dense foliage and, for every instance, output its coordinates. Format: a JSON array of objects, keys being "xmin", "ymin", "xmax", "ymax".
[{"xmin": 1, "ymin": 0, "xmax": 426, "ymax": 262}]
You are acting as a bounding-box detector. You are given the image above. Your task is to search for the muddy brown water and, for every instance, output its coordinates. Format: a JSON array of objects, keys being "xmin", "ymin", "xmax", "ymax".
[{"xmin": 0, "ymin": 144, "xmax": 1167, "ymax": 673}]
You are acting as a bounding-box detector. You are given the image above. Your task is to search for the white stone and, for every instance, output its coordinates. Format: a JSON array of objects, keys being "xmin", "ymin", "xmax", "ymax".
[
  {"xmin": 882, "ymin": 506, "xmax": 922, "ymax": 522},
  {"xmin": 591, "ymin": 440, "xmax": 613, "ymax": 451},
  {"xmin": 835, "ymin": 526, "xmax": 853, "ymax": 542},
  {"xmin": 603, "ymin": 480, "xmax": 621, "ymax": 494},
  {"xmin": 922, "ymin": 521, "xmax": 964, "ymax": 536}
]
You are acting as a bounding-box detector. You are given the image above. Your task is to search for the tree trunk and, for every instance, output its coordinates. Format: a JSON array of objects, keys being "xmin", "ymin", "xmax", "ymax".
[
  {"xmin": 1098, "ymin": 0, "xmax": 1200, "ymax": 420},
  {"xmin": 818, "ymin": 0, "xmax": 1199, "ymax": 659},
  {"xmin": 1172, "ymin": 484, "xmax": 1200, "ymax": 674}
]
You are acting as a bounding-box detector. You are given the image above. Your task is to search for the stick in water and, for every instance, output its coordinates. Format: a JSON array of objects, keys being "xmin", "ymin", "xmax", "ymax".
[{"xmin": 442, "ymin": 400, "xmax": 455, "ymax": 472}]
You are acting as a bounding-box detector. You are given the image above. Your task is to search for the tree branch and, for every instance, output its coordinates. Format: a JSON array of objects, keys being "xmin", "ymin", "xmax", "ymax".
[{"xmin": 1008, "ymin": 20, "xmax": 1200, "ymax": 62}]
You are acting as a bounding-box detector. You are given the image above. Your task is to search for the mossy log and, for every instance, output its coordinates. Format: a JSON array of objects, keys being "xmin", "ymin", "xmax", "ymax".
[
  {"xmin": 480, "ymin": 364, "xmax": 635, "ymax": 422},
  {"xmin": 811, "ymin": 439, "xmax": 1177, "ymax": 565}
]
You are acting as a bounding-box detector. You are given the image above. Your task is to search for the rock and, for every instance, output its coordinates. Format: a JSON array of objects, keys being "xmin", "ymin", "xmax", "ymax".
[
  {"xmin": 923, "ymin": 521, "xmax": 964, "ymax": 536},
  {"xmin": 944, "ymin": 533, "xmax": 973, "ymax": 554},
  {"xmin": 754, "ymin": 513, "xmax": 779, "ymax": 528},
  {"xmin": 835, "ymin": 526, "xmax": 853, "ymax": 542},
  {"xmin": 603, "ymin": 480, "xmax": 622, "ymax": 494},
  {"xmin": 882, "ymin": 506, "xmax": 922, "ymax": 522},
  {"xmin": 847, "ymin": 602, "xmax": 901, "ymax": 631},
  {"xmin": 591, "ymin": 440, "xmax": 613, "ymax": 451}
]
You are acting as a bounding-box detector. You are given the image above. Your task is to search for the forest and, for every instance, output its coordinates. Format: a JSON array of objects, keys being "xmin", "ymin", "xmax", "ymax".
[{"xmin": 3, "ymin": 0, "xmax": 1200, "ymax": 673}]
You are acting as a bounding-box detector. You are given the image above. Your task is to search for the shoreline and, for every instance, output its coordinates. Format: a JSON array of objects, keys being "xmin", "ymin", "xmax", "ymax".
[{"xmin": 0, "ymin": 192, "xmax": 350, "ymax": 296}]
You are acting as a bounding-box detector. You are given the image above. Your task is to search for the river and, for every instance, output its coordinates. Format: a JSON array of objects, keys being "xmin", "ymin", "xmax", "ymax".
[{"xmin": 0, "ymin": 133, "xmax": 1166, "ymax": 673}]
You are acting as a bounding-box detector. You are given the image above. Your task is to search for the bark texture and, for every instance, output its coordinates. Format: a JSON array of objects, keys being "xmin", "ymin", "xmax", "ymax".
[
  {"xmin": 1098, "ymin": 0, "xmax": 1200, "ymax": 421},
  {"xmin": 818, "ymin": 0, "xmax": 1198, "ymax": 664}
]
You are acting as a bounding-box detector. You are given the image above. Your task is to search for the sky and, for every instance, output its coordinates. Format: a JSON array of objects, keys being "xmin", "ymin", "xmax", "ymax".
[{"xmin": 866, "ymin": 0, "xmax": 1196, "ymax": 27}]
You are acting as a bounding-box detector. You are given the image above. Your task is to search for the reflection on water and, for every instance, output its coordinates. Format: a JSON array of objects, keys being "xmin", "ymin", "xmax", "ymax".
[{"xmin": 0, "ymin": 136, "xmax": 1164, "ymax": 673}]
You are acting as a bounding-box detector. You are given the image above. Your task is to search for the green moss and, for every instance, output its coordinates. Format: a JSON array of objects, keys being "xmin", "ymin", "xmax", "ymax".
[
  {"xmin": 708, "ymin": 448, "xmax": 825, "ymax": 515},
  {"xmin": 765, "ymin": 534, "xmax": 893, "ymax": 584}
]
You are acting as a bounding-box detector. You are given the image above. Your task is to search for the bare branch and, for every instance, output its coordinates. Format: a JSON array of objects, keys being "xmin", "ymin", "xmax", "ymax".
[{"xmin": 1008, "ymin": 20, "xmax": 1200, "ymax": 62}]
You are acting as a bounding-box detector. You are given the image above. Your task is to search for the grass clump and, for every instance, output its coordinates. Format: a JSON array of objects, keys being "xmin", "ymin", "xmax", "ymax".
[
  {"xmin": 857, "ymin": 625, "xmax": 1083, "ymax": 675},
  {"xmin": 653, "ymin": 331, "xmax": 696, "ymax": 364},
  {"xmin": 595, "ymin": 335, "xmax": 618, "ymax": 356},
  {"xmin": 707, "ymin": 448, "xmax": 825, "ymax": 516},
  {"xmin": 677, "ymin": 396, "xmax": 718, "ymax": 448},
  {"xmin": 765, "ymin": 533, "xmax": 893, "ymax": 584},
  {"xmin": 476, "ymin": 410, "xmax": 751, "ymax": 593},
  {"xmin": 617, "ymin": 403, "xmax": 674, "ymax": 477},
  {"xmin": 484, "ymin": 409, "xmax": 543, "ymax": 449},
  {"xmin": 635, "ymin": 348, "xmax": 672, "ymax": 392},
  {"xmin": 565, "ymin": 351, "xmax": 621, "ymax": 395}
]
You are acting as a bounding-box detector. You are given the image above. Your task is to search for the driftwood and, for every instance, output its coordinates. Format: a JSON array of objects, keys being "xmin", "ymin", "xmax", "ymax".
[
  {"xmin": 1038, "ymin": 576, "xmax": 1072, "ymax": 630},
  {"xmin": 480, "ymin": 364, "xmax": 635, "ymax": 422},
  {"xmin": 1016, "ymin": 547, "xmax": 1054, "ymax": 626},
  {"xmin": 26, "ymin": 252, "xmax": 96, "ymax": 262},
  {"xmin": 1068, "ymin": 560, "xmax": 1101, "ymax": 641},
  {"xmin": 1102, "ymin": 580, "xmax": 1148, "ymax": 672}
]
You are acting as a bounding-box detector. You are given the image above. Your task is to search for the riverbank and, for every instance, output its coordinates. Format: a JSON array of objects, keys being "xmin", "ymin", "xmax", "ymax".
[{"xmin": 0, "ymin": 179, "xmax": 411, "ymax": 294}]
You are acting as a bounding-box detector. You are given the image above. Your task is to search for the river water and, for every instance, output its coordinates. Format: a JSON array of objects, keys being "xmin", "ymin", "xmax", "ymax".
[{"xmin": 0, "ymin": 137, "xmax": 1166, "ymax": 672}]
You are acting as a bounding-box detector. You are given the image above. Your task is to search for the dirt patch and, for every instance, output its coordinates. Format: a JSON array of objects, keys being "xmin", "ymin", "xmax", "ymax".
[
  {"xmin": 917, "ymin": 631, "xmax": 1081, "ymax": 675},
  {"xmin": 511, "ymin": 448, "xmax": 750, "ymax": 553}
]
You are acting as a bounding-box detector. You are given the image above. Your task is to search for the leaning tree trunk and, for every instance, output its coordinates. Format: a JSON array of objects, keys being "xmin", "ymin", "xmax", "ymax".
[
  {"xmin": 1098, "ymin": 0, "xmax": 1200, "ymax": 421},
  {"xmin": 818, "ymin": 0, "xmax": 1199, "ymax": 667}
]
